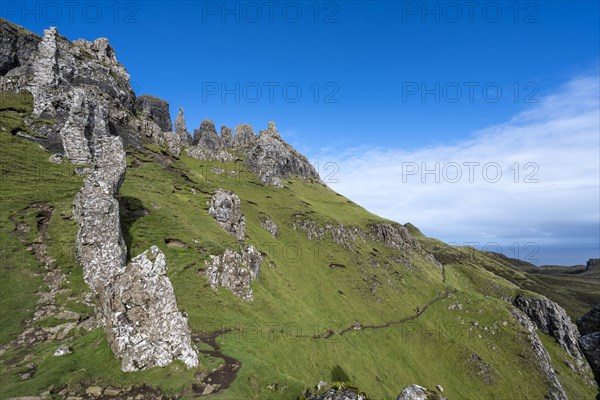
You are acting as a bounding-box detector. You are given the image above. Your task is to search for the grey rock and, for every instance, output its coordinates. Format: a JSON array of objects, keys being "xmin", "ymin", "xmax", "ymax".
[
  {"xmin": 74, "ymin": 136, "xmax": 196, "ymax": 372},
  {"xmin": 232, "ymin": 123, "xmax": 256, "ymax": 148},
  {"xmin": 577, "ymin": 304, "xmax": 600, "ymax": 336},
  {"xmin": 135, "ymin": 95, "xmax": 172, "ymax": 132},
  {"xmin": 221, "ymin": 125, "xmax": 233, "ymax": 148},
  {"xmin": 513, "ymin": 295, "xmax": 583, "ymax": 359},
  {"xmin": 370, "ymin": 222, "xmax": 419, "ymax": 251},
  {"xmin": 74, "ymin": 135, "xmax": 127, "ymax": 294},
  {"xmin": 194, "ymin": 119, "xmax": 221, "ymax": 150},
  {"xmin": 261, "ymin": 218, "xmax": 278, "ymax": 238},
  {"xmin": 511, "ymin": 307, "xmax": 568, "ymax": 400},
  {"xmin": 185, "ymin": 146, "xmax": 234, "ymax": 162},
  {"xmin": 245, "ymin": 122, "xmax": 320, "ymax": 187},
  {"xmin": 205, "ymin": 245, "xmax": 262, "ymax": 302},
  {"xmin": 174, "ymin": 107, "xmax": 192, "ymax": 145},
  {"xmin": 303, "ymin": 383, "xmax": 368, "ymax": 400},
  {"xmin": 208, "ymin": 189, "xmax": 245, "ymax": 240},
  {"xmin": 85, "ymin": 386, "xmax": 103, "ymax": 397},
  {"xmin": 579, "ymin": 332, "xmax": 600, "ymax": 384},
  {"xmin": 53, "ymin": 345, "xmax": 72, "ymax": 356},
  {"xmin": 103, "ymin": 246, "xmax": 199, "ymax": 372},
  {"xmin": 396, "ymin": 384, "xmax": 447, "ymax": 400},
  {"xmin": 0, "ymin": 19, "xmax": 40, "ymax": 76},
  {"xmin": 577, "ymin": 305, "xmax": 600, "ymax": 385}
]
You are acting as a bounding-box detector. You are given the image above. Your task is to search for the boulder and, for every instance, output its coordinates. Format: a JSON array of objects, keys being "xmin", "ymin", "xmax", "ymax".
[
  {"xmin": 205, "ymin": 246, "xmax": 262, "ymax": 302},
  {"xmin": 208, "ymin": 189, "xmax": 245, "ymax": 240},
  {"xmin": 396, "ymin": 384, "xmax": 447, "ymax": 400}
]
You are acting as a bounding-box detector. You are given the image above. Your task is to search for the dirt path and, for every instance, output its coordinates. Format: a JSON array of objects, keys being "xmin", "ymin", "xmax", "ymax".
[
  {"xmin": 312, "ymin": 288, "xmax": 453, "ymax": 339},
  {"xmin": 191, "ymin": 330, "xmax": 242, "ymax": 395}
]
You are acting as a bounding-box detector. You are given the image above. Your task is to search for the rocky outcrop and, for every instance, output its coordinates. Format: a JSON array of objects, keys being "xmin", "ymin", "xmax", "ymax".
[
  {"xmin": 245, "ymin": 122, "xmax": 320, "ymax": 187},
  {"xmin": 513, "ymin": 295, "xmax": 583, "ymax": 359},
  {"xmin": 577, "ymin": 305, "xmax": 600, "ymax": 385},
  {"xmin": 208, "ymin": 189, "xmax": 245, "ymax": 240},
  {"xmin": 510, "ymin": 307, "xmax": 568, "ymax": 400},
  {"xmin": 74, "ymin": 135, "xmax": 127, "ymax": 293},
  {"xmin": 232, "ymin": 123, "xmax": 256, "ymax": 148},
  {"xmin": 74, "ymin": 136, "xmax": 197, "ymax": 372},
  {"xmin": 370, "ymin": 222, "xmax": 420, "ymax": 251},
  {"xmin": 1, "ymin": 21, "xmax": 178, "ymax": 156},
  {"xmin": 135, "ymin": 95, "xmax": 172, "ymax": 132},
  {"xmin": 261, "ymin": 218, "xmax": 279, "ymax": 237},
  {"xmin": 396, "ymin": 384, "xmax": 447, "ymax": 400},
  {"xmin": 301, "ymin": 381, "xmax": 370, "ymax": 400},
  {"xmin": 221, "ymin": 125, "xmax": 233, "ymax": 148},
  {"xmin": 0, "ymin": 20, "xmax": 41, "ymax": 75},
  {"xmin": 174, "ymin": 107, "xmax": 192, "ymax": 145},
  {"xmin": 103, "ymin": 246, "xmax": 198, "ymax": 371},
  {"xmin": 194, "ymin": 119, "xmax": 221, "ymax": 149},
  {"xmin": 205, "ymin": 246, "xmax": 262, "ymax": 302}
]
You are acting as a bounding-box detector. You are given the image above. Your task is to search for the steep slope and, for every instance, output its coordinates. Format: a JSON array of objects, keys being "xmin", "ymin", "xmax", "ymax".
[{"xmin": 1, "ymin": 19, "xmax": 598, "ymax": 400}]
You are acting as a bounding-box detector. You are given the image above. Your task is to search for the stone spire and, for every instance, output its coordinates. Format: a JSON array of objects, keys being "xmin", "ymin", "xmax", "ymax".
[{"xmin": 174, "ymin": 107, "xmax": 192, "ymax": 145}]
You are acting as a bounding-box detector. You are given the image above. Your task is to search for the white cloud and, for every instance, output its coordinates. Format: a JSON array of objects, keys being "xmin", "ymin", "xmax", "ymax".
[{"xmin": 313, "ymin": 75, "xmax": 600, "ymax": 265}]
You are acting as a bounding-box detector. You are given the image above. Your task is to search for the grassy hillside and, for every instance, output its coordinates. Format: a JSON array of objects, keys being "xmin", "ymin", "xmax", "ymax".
[{"xmin": 0, "ymin": 93, "xmax": 597, "ymax": 399}]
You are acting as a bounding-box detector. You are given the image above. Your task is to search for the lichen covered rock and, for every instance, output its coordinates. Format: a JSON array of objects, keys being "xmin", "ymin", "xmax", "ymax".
[
  {"xmin": 205, "ymin": 246, "xmax": 262, "ymax": 302},
  {"xmin": 135, "ymin": 94, "xmax": 172, "ymax": 132},
  {"xmin": 103, "ymin": 246, "xmax": 199, "ymax": 371},
  {"xmin": 208, "ymin": 189, "xmax": 245, "ymax": 240}
]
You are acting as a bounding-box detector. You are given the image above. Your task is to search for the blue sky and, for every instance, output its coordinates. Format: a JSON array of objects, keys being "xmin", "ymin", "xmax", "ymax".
[{"xmin": 2, "ymin": 1, "xmax": 599, "ymax": 265}]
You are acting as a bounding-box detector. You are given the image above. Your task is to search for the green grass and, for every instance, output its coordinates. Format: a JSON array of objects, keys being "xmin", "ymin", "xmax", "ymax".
[{"xmin": 0, "ymin": 122, "xmax": 596, "ymax": 399}]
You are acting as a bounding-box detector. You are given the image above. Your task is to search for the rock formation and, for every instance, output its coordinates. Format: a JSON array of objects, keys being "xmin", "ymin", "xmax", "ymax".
[
  {"xmin": 370, "ymin": 222, "xmax": 420, "ymax": 251},
  {"xmin": 135, "ymin": 95, "xmax": 173, "ymax": 132},
  {"xmin": 205, "ymin": 246, "xmax": 262, "ymax": 302},
  {"xmin": 74, "ymin": 135, "xmax": 127, "ymax": 293},
  {"xmin": 245, "ymin": 122, "xmax": 320, "ymax": 187},
  {"xmin": 232, "ymin": 123, "xmax": 256, "ymax": 148},
  {"xmin": 103, "ymin": 246, "xmax": 198, "ymax": 371},
  {"xmin": 513, "ymin": 295, "xmax": 583, "ymax": 359},
  {"xmin": 175, "ymin": 107, "xmax": 192, "ymax": 145},
  {"xmin": 73, "ymin": 135, "xmax": 197, "ymax": 371},
  {"xmin": 577, "ymin": 305, "xmax": 600, "ymax": 386},
  {"xmin": 261, "ymin": 218, "xmax": 279, "ymax": 237},
  {"xmin": 194, "ymin": 119, "xmax": 221, "ymax": 149},
  {"xmin": 396, "ymin": 384, "xmax": 447, "ymax": 400},
  {"xmin": 511, "ymin": 307, "xmax": 568, "ymax": 400},
  {"xmin": 221, "ymin": 125, "xmax": 233, "ymax": 147},
  {"xmin": 208, "ymin": 189, "xmax": 245, "ymax": 240}
]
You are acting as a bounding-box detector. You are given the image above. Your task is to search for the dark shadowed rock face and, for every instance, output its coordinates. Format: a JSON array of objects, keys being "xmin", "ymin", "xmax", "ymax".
[
  {"xmin": 577, "ymin": 305, "xmax": 600, "ymax": 385},
  {"xmin": 244, "ymin": 122, "xmax": 320, "ymax": 187},
  {"xmin": 135, "ymin": 94, "xmax": 172, "ymax": 132},
  {"xmin": 513, "ymin": 295, "xmax": 583, "ymax": 359},
  {"xmin": 208, "ymin": 189, "xmax": 245, "ymax": 240},
  {"xmin": 0, "ymin": 19, "xmax": 41, "ymax": 75}
]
